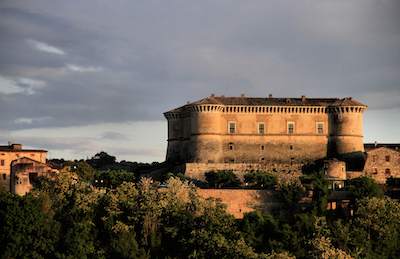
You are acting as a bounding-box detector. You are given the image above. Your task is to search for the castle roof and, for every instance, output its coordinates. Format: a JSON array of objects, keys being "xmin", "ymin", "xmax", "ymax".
[{"xmin": 165, "ymin": 95, "xmax": 366, "ymax": 113}]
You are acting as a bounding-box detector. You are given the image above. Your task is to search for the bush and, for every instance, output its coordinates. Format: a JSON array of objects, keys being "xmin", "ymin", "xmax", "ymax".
[
  {"xmin": 244, "ymin": 171, "xmax": 277, "ymax": 189},
  {"xmin": 205, "ymin": 170, "xmax": 241, "ymax": 188},
  {"xmin": 345, "ymin": 177, "xmax": 383, "ymax": 200}
]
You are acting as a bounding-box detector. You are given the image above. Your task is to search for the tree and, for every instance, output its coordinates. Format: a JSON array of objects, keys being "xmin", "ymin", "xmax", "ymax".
[
  {"xmin": 346, "ymin": 177, "xmax": 383, "ymax": 201},
  {"xmin": 244, "ymin": 171, "xmax": 277, "ymax": 189},
  {"xmin": 87, "ymin": 151, "xmax": 117, "ymax": 169},
  {"xmin": 0, "ymin": 191, "xmax": 59, "ymax": 258},
  {"xmin": 94, "ymin": 170, "xmax": 135, "ymax": 188},
  {"xmin": 349, "ymin": 197, "xmax": 400, "ymax": 258},
  {"xmin": 71, "ymin": 161, "xmax": 96, "ymax": 182},
  {"xmin": 205, "ymin": 170, "xmax": 241, "ymax": 188}
]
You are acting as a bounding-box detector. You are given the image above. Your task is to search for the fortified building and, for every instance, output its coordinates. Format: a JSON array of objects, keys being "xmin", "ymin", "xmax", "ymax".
[{"xmin": 164, "ymin": 95, "xmax": 367, "ymax": 177}]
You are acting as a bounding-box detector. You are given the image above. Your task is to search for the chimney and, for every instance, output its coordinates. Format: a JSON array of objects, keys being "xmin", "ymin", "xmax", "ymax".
[
  {"xmin": 210, "ymin": 93, "xmax": 215, "ymax": 97},
  {"xmin": 268, "ymin": 94, "xmax": 273, "ymax": 98},
  {"xmin": 301, "ymin": 95, "xmax": 306, "ymax": 102},
  {"xmin": 374, "ymin": 141, "xmax": 378, "ymax": 147}
]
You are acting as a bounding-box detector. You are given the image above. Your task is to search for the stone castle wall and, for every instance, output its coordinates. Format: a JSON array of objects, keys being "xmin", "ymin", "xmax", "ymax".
[
  {"xmin": 175, "ymin": 162, "xmax": 302, "ymax": 182},
  {"xmin": 196, "ymin": 189, "xmax": 278, "ymax": 218}
]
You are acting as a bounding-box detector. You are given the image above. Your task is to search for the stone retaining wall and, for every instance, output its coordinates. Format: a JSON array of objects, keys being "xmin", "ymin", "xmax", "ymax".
[{"xmin": 197, "ymin": 189, "xmax": 279, "ymax": 218}]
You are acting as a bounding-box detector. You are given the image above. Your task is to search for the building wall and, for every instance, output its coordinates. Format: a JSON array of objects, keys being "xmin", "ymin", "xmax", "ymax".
[
  {"xmin": 10, "ymin": 157, "xmax": 57, "ymax": 195},
  {"xmin": 325, "ymin": 159, "xmax": 346, "ymax": 180},
  {"xmin": 0, "ymin": 150, "xmax": 47, "ymax": 192},
  {"xmin": 176, "ymin": 162, "xmax": 302, "ymax": 182},
  {"xmin": 363, "ymin": 147, "xmax": 400, "ymax": 184},
  {"xmin": 196, "ymin": 189, "xmax": 278, "ymax": 218}
]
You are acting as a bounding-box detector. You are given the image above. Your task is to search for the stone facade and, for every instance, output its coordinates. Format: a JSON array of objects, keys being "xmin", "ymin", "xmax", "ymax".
[
  {"xmin": 175, "ymin": 162, "xmax": 302, "ymax": 182},
  {"xmin": 164, "ymin": 95, "xmax": 367, "ymax": 166},
  {"xmin": 196, "ymin": 189, "xmax": 278, "ymax": 218},
  {"xmin": 0, "ymin": 144, "xmax": 47, "ymax": 192},
  {"xmin": 363, "ymin": 147, "xmax": 400, "ymax": 184},
  {"xmin": 10, "ymin": 157, "xmax": 58, "ymax": 195}
]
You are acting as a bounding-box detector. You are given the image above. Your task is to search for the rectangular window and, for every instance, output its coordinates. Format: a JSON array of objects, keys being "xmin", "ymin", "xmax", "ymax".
[
  {"xmin": 386, "ymin": 155, "xmax": 390, "ymax": 162},
  {"xmin": 0, "ymin": 160, "xmax": 4, "ymax": 166},
  {"xmin": 316, "ymin": 122, "xmax": 324, "ymax": 134},
  {"xmin": 287, "ymin": 122, "xmax": 295, "ymax": 134},
  {"xmin": 258, "ymin": 123, "xmax": 265, "ymax": 134},
  {"xmin": 228, "ymin": 121, "xmax": 236, "ymax": 134}
]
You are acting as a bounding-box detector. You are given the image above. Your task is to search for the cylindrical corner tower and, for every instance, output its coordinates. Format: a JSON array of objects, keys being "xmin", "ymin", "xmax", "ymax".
[
  {"xmin": 329, "ymin": 105, "xmax": 367, "ymax": 155},
  {"xmin": 189, "ymin": 105, "xmax": 224, "ymax": 163}
]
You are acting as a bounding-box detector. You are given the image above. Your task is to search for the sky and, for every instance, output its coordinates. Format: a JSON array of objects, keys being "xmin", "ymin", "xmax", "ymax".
[{"xmin": 0, "ymin": 0, "xmax": 399, "ymax": 162}]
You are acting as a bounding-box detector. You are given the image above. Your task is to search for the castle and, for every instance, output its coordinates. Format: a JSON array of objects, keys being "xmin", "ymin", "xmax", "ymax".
[{"xmin": 164, "ymin": 95, "xmax": 367, "ymax": 168}]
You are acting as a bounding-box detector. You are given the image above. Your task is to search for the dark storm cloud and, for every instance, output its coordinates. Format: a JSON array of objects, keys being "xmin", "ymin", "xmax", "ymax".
[{"xmin": 0, "ymin": 0, "xmax": 400, "ymax": 131}]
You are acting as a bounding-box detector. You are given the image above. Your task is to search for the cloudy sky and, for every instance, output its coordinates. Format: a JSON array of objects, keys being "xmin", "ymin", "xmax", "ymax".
[{"xmin": 0, "ymin": 0, "xmax": 399, "ymax": 162}]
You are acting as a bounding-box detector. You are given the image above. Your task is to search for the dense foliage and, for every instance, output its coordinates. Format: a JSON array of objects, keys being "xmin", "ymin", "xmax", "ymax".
[
  {"xmin": 244, "ymin": 171, "xmax": 277, "ymax": 189},
  {"xmin": 1, "ymin": 156, "xmax": 400, "ymax": 258},
  {"xmin": 205, "ymin": 170, "xmax": 241, "ymax": 188}
]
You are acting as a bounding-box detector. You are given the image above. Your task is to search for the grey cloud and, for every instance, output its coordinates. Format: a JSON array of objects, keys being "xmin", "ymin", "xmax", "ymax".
[
  {"xmin": 99, "ymin": 131, "xmax": 128, "ymax": 141},
  {"xmin": 0, "ymin": 0, "xmax": 399, "ymax": 133}
]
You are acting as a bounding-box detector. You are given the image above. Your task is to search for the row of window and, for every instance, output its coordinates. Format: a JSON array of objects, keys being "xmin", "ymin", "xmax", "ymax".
[
  {"xmin": 228, "ymin": 143, "xmax": 294, "ymax": 151},
  {"xmin": 372, "ymin": 155, "xmax": 398, "ymax": 163},
  {"xmin": 372, "ymin": 168, "xmax": 392, "ymax": 175},
  {"xmin": 227, "ymin": 121, "xmax": 324, "ymax": 134}
]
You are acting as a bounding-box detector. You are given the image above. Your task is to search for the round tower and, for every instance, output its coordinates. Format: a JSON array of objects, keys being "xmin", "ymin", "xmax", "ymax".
[
  {"xmin": 329, "ymin": 99, "xmax": 367, "ymax": 156},
  {"xmin": 190, "ymin": 104, "xmax": 224, "ymax": 163},
  {"xmin": 324, "ymin": 159, "xmax": 346, "ymax": 180}
]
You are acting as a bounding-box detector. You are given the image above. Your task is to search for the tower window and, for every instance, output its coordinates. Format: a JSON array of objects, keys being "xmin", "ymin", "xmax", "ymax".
[
  {"xmin": 228, "ymin": 143, "xmax": 234, "ymax": 150},
  {"xmin": 258, "ymin": 123, "xmax": 265, "ymax": 134},
  {"xmin": 316, "ymin": 122, "xmax": 324, "ymax": 134},
  {"xmin": 290, "ymin": 145, "xmax": 293, "ymax": 150},
  {"xmin": 287, "ymin": 122, "xmax": 295, "ymax": 134},
  {"xmin": 260, "ymin": 145, "xmax": 265, "ymax": 151},
  {"xmin": 260, "ymin": 157, "xmax": 265, "ymax": 162},
  {"xmin": 228, "ymin": 121, "xmax": 236, "ymax": 134},
  {"xmin": 0, "ymin": 160, "xmax": 4, "ymax": 166}
]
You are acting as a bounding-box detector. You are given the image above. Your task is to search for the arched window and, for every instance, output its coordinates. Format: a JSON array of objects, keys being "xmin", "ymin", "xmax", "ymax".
[{"xmin": 228, "ymin": 143, "xmax": 234, "ymax": 151}]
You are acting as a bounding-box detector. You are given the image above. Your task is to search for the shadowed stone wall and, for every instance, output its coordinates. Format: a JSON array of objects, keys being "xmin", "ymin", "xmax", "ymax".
[{"xmin": 197, "ymin": 189, "xmax": 279, "ymax": 218}]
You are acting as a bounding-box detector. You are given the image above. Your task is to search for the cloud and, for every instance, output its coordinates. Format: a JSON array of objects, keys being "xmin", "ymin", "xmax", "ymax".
[
  {"xmin": 0, "ymin": 1, "xmax": 399, "ymax": 161},
  {"xmin": 1, "ymin": 121, "xmax": 167, "ymax": 161},
  {"xmin": 0, "ymin": 75, "xmax": 46, "ymax": 95},
  {"xmin": 66, "ymin": 64, "xmax": 103, "ymax": 73},
  {"xmin": 26, "ymin": 39, "xmax": 65, "ymax": 55},
  {"xmin": 14, "ymin": 116, "xmax": 52, "ymax": 125}
]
